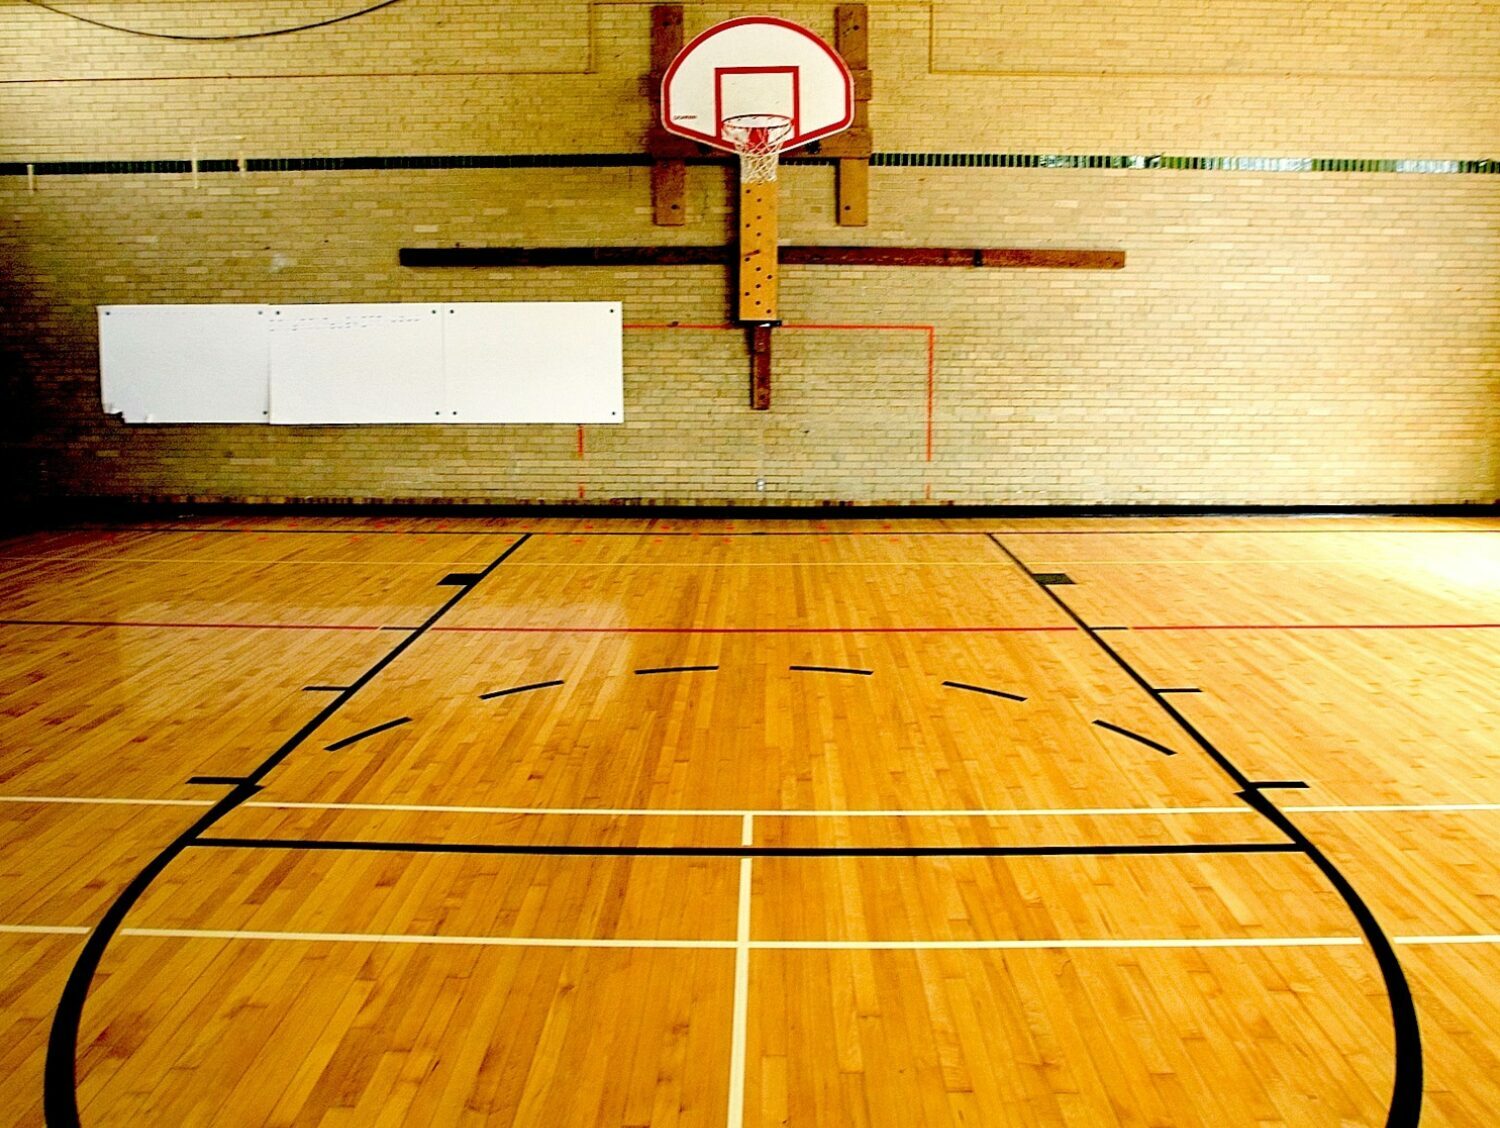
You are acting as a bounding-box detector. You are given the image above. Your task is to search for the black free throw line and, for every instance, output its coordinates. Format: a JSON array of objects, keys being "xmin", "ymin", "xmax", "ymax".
[
  {"xmin": 984, "ymin": 531, "xmax": 1422, "ymax": 1128},
  {"xmin": 186, "ymin": 775, "xmax": 252, "ymax": 786},
  {"xmin": 1247, "ymin": 780, "xmax": 1310, "ymax": 791},
  {"xmin": 942, "ymin": 680, "xmax": 1027, "ymax": 703},
  {"xmin": 1092, "ymin": 719, "xmax": 1178, "ymax": 757},
  {"xmin": 45, "ymin": 533, "xmax": 534, "ymax": 1128},
  {"xmin": 1155, "ymin": 687, "xmax": 1203, "ymax": 694},
  {"xmin": 191, "ymin": 836, "xmax": 1302, "ymax": 859},
  {"xmin": 1093, "ymin": 625, "xmax": 1130, "ymax": 631},
  {"xmin": 635, "ymin": 665, "xmax": 720, "ymax": 675},
  {"xmin": 789, "ymin": 665, "xmax": 874, "ymax": 675},
  {"xmin": 325, "ymin": 716, "xmax": 412, "ymax": 751},
  {"xmin": 302, "ymin": 685, "xmax": 349, "ymax": 693},
  {"xmin": 479, "ymin": 679, "xmax": 565, "ymax": 700},
  {"xmin": 439, "ymin": 572, "xmax": 483, "ymax": 586}
]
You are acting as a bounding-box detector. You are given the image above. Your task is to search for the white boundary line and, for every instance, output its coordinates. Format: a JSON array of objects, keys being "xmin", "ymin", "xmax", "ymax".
[
  {"xmin": 0, "ymin": 924, "xmax": 89, "ymax": 935},
  {"xmin": 4, "ymin": 923, "xmax": 1497, "ymax": 948},
  {"xmin": 118, "ymin": 928, "xmax": 734, "ymax": 949},
  {"xmin": 727, "ymin": 814, "xmax": 754, "ymax": 1128},
  {"xmin": 4, "ymin": 795, "xmax": 1498, "ymax": 817}
]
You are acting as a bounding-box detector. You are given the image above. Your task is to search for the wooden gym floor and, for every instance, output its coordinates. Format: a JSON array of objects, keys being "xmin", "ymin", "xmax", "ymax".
[{"xmin": 1, "ymin": 514, "xmax": 1497, "ymax": 1127}]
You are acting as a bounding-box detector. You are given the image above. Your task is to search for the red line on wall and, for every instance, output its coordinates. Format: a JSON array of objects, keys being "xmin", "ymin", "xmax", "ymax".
[{"xmin": 623, "ymin": 321, "xmax": 937, "ymax": 464}]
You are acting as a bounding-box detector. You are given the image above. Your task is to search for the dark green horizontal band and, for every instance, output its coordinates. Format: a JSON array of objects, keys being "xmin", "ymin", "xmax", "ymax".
[{"xmin": 1, "ymin": 152, "xmax": 1494, "ymax": 178}]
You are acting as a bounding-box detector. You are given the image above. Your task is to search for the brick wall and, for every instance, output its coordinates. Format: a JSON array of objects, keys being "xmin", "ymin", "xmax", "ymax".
[{"xmin": 2, "ymin": 1, "xmax": 1497, "ymax": 505}]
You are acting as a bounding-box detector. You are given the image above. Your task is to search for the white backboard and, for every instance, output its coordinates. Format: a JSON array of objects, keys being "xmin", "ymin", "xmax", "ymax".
[{"xmin": 661, "ymin": 17, "xmax": 853, "ymax": 152}]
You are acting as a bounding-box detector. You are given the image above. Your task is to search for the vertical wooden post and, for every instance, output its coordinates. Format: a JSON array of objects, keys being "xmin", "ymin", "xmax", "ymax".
[
  {"xmin": 651, "ymin": 160, "xmax": 686, "ymax": 226},
  {"xmin": 837, "ymin": 158, "xmax": 869, "ymax": 226},
  {"xmin": 835, "ymin": 4, "xmax": 871, "ymax": 227},
  {"xmin": 650, "ymin": 5, "xmax": 687, "ymax": 225},
  {"xmin": 750, "ymin": 324, "xmax": 773, "ymax": 410},
  {"xmin": 737, "ymin": 180, "xmax": 780, "ymax": 324}
]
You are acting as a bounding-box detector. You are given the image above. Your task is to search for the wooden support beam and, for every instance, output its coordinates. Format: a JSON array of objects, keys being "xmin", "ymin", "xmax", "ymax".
[
  {"xmin": 652, "ymin": 159, "xmax": 687, "ymax": 226},
  {"xmin": 791, "ymin": 127, "xmax": 873, "ymax": 161},
  {"xmin": 836, "ymin": 5, "xmax": 869, "ymax": 63},
  {"xmin": 750, "ymin": 325, "xmax": 773, "ymax": 410},
  {"xmin": 738, "ymin": 183, "xmax": 780, "ymax": 322},
  {"xmin": 400, "ymin": 245, "xmax": 1126, "ymax": 270},
  {"xmin": 650, "ymin": 4, "xmax": 683, "ymax": 72},
  {"xmin": 781, "ymin": 246, "xmax": 1127, "ymax": 269},
  {"xmin": 649, "ymin": 5, "xmax": 687, "ymax": 225},
  {"xmin": 837, "ymin": 159, "xmax": 869, "ymax": 226},
  {"xmin": 835, "ymin": 5, "xmax": 871, "ymax": 227},
  {"xmin": 399, "ymin": 246, "xmax": 732, "ymax": 268}
]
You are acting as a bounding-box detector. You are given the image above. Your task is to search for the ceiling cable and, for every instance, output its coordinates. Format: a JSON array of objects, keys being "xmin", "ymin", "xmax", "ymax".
[{"xmin": 18, "ymin": 0, "xmax": 407, "ymax": 42}]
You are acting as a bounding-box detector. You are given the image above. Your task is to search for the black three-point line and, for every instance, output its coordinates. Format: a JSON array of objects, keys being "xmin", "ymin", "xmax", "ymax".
[
  {"xmin": 325, "ymin": 717, "xmax": 412, "ymax": 751},
  {"xmin": 943, "ymin": 680, "xmax": 1026, "ymax": 702},
  {"xmin": 480, "ymin": 679, "xmax": 565, "ymax": 700},
  {"xmin": 1092, "ymin": 719, "xmax": 1178, "ymax": 757}
]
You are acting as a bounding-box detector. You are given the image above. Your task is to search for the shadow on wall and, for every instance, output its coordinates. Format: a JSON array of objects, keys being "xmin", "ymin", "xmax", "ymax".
[{"xmin": 0, "ymin": 344, "xmax": 43, "ymax": 514}]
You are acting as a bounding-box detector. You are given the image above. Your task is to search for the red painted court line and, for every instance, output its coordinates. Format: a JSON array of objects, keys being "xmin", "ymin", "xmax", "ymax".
[
  {"xmin": 430, "ymin": 625, "xmax": 1079, "ymax": 634},
  {"xmin": 4, "ymin": 619, "xmax": 1496, "ymax": 634},
  {"xmin": 1134, "ymin": 623, "xmax": 1500, "ymax": 632},
  {"xmin": 926, "ymin": 327, "xmax": 935, "ymax": 462},
  {"xmin": 0, "ymin": 619, "xmax": 392, "ymax": 632}
]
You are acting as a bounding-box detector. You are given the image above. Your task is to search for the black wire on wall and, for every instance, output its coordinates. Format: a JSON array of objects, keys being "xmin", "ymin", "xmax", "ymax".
[{"xmin": 18, "ymin": 0, "xmax": 408, "ymax": 41}]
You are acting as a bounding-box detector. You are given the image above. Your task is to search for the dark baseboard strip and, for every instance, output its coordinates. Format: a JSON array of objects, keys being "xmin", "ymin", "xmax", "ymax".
[{"xmin": 27, "ymin": 498, "xmax": 1500, "ymax": 530}]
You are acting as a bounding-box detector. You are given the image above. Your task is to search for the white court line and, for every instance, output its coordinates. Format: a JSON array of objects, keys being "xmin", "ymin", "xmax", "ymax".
[
  {"xmin": 727, "ymin": 814, "xmax": 754, "ymax": 1128},
  {"xmin": 0, "ymin": 923, "xmax": 89, "ymax": 935},
  {"xmin": 4, "ymin": 795, "xmax": 1499, "ymax": 817},
  {"xmin": 112, "ymin": 928, "xmax": 1363, "ymax": 951},
  {"xmin": 244, "ymin": 801, "xmax": 1257, "ymax": 818},
  {"xmin": 119, "ymin": 928, "xmax": 734, "ymax": 949},
  {"xmin": 7, "ymin": 923, "xmax": 1499, "ymax": 949}
]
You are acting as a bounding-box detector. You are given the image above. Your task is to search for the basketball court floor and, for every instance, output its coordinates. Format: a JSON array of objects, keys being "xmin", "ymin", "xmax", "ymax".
[{"xmin": 1, "ymin": 514, "xmax": 1497, "ymax": 1126}]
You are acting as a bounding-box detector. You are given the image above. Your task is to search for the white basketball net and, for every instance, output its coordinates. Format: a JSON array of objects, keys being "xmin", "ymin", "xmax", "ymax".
[{"xmin": 721, "ymin": 114, "xmax": 794, "ymax": 184}]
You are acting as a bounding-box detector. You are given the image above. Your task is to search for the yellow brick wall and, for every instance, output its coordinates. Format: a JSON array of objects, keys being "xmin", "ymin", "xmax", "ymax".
[{"xmin": 2, "ymin": 1, "xmax": 1497, "ymax": 505}]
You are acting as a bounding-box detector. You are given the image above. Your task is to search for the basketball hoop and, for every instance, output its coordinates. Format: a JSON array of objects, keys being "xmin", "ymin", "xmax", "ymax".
[{"xmin": 722, "ymin": 114, "xmax": 793, "ymax": 184}]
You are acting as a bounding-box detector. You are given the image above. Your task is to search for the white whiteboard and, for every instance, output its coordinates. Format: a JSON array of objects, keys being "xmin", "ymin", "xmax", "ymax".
[
  {"xmin": 444, "ymin": 303, "xmax": 622, "ymax": 423},
  {"xmin": 268, "ymin": 304, "xmax": 445, "ymax": 425},
  {"xmin": 97, "ymin": 301, "xmax": 625, "ymax": 426},
  {"xmin": 98, "ymin": 305, "xmax": 270, "ymax": 423}
]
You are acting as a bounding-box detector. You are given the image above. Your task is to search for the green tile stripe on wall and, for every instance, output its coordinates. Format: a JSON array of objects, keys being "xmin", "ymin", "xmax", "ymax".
[{"xmin": 1, "ymin": 154, "xmax": 1496, "ymax": 178}]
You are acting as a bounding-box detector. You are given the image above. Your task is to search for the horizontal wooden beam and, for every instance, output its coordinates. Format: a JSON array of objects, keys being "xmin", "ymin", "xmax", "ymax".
[
  {"xmin": 400, "ymin": 246, "xmax": 1125, "ymax": 269},
  {"xmin": 784, "ymin": 247, "xmax": 1126, "ymax": 269},
  {"xmin": 400, "ymin": 246, "xmax": 732, "ymax": 268}
]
